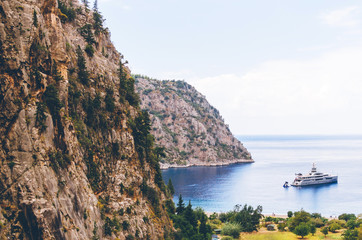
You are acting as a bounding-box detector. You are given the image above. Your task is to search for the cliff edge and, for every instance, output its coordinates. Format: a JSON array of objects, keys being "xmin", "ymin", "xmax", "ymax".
[{"xmin": 0, "ymin": 0, "xmax": 172, "ymax": 239}]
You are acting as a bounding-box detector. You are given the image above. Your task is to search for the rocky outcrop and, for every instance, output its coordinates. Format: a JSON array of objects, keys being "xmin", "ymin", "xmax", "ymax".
[
  {"xmin": 0, "ymin": 0, "xmax": 172, "ymax": 239},
  {"xmin": 135, "ymin": 77, "xmax": 253, "ymax": 169}
]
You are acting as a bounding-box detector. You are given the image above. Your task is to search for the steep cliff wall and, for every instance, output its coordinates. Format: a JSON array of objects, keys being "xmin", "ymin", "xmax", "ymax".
[
  {"xmin": 0, "ymin": 0, "xmax": 172, "ymax": 239},
  {"xmin": 135, "ymin": 77, "xmax": 253, "ymax": 168}
]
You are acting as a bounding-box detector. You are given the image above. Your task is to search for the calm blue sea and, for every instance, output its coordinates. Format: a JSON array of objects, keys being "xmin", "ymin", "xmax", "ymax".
[{"xmin": 162, "ymin": 135, "xmax": 362, "ymax": 216}]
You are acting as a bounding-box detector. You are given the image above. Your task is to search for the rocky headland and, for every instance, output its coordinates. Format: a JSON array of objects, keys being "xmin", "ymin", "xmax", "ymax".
[{"xmin": 135, "ymin": 77, "xmax": 253, "ymax": 169}]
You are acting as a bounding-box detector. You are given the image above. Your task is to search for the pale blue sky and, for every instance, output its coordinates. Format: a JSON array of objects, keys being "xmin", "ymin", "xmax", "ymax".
[{"xmin": 96, "ymin": 0, "xmax": 362, "ymax": 135}]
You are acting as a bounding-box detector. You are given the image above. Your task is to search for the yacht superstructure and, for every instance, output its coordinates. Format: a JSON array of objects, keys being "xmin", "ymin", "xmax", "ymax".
[{"xmin": 291, "ymin": 163, "xmax": 338, "ymax": 187}]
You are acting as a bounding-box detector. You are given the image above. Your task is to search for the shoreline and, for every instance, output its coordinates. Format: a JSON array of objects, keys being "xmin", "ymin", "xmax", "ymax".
[
  {"xmin": 160, "ymin": 158, "xmax": 254, "ymax": 170},
  {"xmin": 205, "ymin": 212, "xmax": 339, "ymax": 220}
]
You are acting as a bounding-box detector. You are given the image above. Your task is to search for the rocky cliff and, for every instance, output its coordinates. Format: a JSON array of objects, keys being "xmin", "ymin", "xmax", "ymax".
[
  {"xmin": 135, "ymin": 77, "xmax": 253, "ymax": 169},
  {"xmin": 0, "ymin": 0, "xmax": 173, "ymax": 239}
]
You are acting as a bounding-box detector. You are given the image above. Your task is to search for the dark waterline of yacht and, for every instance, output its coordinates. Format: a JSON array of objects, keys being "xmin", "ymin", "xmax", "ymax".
[{"xmin": 162, "ymin": 135, "xmax": 362, "ymax": 216}]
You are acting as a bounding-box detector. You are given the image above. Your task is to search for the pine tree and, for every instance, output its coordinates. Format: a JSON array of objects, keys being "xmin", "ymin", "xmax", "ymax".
[
  {"xmin": 167, "ymin": 178, "xmax": 175, "ymax": 195},
  {"xmin": 93, "ymin": 0, "xmax": 98, "ymax": 11},
  {"xmin": 36, "ymin": 102, "xmax": 47, "ymax": 132},
  {"xmin": 92, "ymin": 0, "xmax": 104, "ymax": 35},
  {"xmin": 176, "ymin": 194, "xmax": 185, "ymax": 214},
  {"xmin": 76, "ymin": 46, "xmax": 89, "ymax": 85},
  {"xmin": 52, "ymin": 61, "xmax": 63, "ymax": 82},
  {"xmin": 33, "ymin": 9, "xmax": 38, "ymax": 27},
  {"xmin": 199, "ymin": 214, "xmax": 209, "ymax": 237},
  {"xmin": 184, "ymin": 201, "xmax": 197, "ymax": 228},
  {"xmin": 82, "ymin": 0, "xmax": 89, "ymax": 8},
  {"xmin": 79, "ymin": 24, "xmax": 96, "ymax": 45}
]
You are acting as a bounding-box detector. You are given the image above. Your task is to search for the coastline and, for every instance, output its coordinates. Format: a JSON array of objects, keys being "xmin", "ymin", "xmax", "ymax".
[
  {"xmin": 160, "ymin": 158, "xmax": 254, "ymax": 170},
  {"xmin": 205, "ymin": 212, "xmax": 339, "ymax": 220}
]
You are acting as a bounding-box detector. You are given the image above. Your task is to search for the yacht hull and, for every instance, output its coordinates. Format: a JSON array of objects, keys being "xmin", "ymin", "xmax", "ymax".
[{"xmin": 291, "ymin": 176, "xmax": 338, "ymax": 187}]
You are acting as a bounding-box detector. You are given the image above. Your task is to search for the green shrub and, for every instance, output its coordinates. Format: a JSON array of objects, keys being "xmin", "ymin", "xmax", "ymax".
[
  {"xmin": 125, "ymin": 234, "xmax": 134, "ymax": 240},
  {"xmin": 36, "ymin": 102, "xmax": 47, "ymax": 132},
  {"xmin": 321, "ymin": 226, "xmax": 329, "ymax": 236},
  {"xmin": 52, "ymin": 61, "xmax": 63, "ymax": 82},
  {"xmin": 342, "ymin": 229, "xmax": 358, "ymax": 240},
  {"xmin": 58, "ymin": 0, "xmax": 76, "ymax": 22},
  {"xmin": 221, "ymin": 223, "xmax": 241, "ymax": 239},
  {"xmin": 339, "ymin": 213, "xmax": 357, "ymax": 222},
  {"xmin": 105, "ymin": 89, "xmax": 115, "ymax": 112},
  {"xmin": 79, "ymin": 24, "xmax": 95, "ymax": 45},
  {"xmin": 44, "ymin": 85, "xmax": 62, "ymax": 123},
  {"xmin": 30, "ymin": 67, "xmax": 43, "ymax": 89},
  {"xmin": 310, "ymin": 217, "xmax": 325, "ymax": 228},
  {"xmin": 293, "ymin": 222, "xmax": 310, "ymax": 238},
  {"xmin": 329, "ymin": 219, "xmax": 346, "ymax": 228},
  {"xmin": 288, "ymin": 210, "xmax": 311, "ymax": 231},
  {"xmin": 310, "ymin": 224, "xmax": 316, "ymax": 235},
  {"xmin": 329, "ymin": 222, "xmax": 342, "ymax": 233},
  {"xmin": 7, "ymin": 161, "xmax": 15, "ymax": 170},
  {"xmin": 84, "ymin": 149, "xmax": 101, "ymax": 192},
  {"xmin": 118, "ymin": 208, "xmax": 124, "ymax": 216},
  {"xmin": 111, "ymin": 142, "xmax": 120, "ymax": 157},
  {"xmin": 347, "ymin": 219, "xmax": 357, "ymax": 229},
  {"xmin": 221, "ymin": 237, "xmax": 234, "ymax": 240},
  {"xmin": 278, "ymin": 222, "xmax": 287, "ymax": 231},
  {"xmin": 143, "ymin": 89, "xmax": 152, "ymax": 95},
  {"xmin": 103, "ymin": 216, "xmax": 121, "ymax": 236},
  {"xmin": 122, "ymin": 220, "xmax": 129, "ymax": 231},
  {"xmin": 85, "ymin": 44, "xmax": 94, "ymax": 57},
  {"xmin": 48, "ymin": 150, "xmax": 72, "ymax": 173},
  {"xmin": 103, "ymin": 217, "xmax": 112, "ymax": 236},
  {"xmin": 118, "ymin": 62, "xmax": 139, "ymax": 106}
]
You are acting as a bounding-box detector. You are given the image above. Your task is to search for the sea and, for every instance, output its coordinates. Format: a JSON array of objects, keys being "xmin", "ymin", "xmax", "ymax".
[{"xmin": 162, "ymin": 135, "xmax": 362, "ymax": 217}]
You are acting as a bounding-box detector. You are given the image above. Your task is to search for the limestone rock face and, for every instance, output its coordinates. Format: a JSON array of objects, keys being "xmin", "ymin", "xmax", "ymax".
[
  {"xmin": 0, "ymin": 0, "xmax": 172, "ymax": 239},
  {"xmin": 136, "ymin": 77, "xmax": 253, "ymax": 168}
]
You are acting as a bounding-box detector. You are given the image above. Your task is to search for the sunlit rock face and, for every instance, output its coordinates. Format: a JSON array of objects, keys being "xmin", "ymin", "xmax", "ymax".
[
  {"xmin": 136, "ymin": 77, "xmax": 253, "ymax": 169},
  {"xmin": 0, "ymin": 0, "xmax": 172, "ymax": 239}
]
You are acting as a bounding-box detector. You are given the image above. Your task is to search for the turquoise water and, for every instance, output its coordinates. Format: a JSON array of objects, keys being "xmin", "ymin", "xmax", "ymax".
[{"xmin": 162, "ymin": 135, "xmax": 362, "ymax": 216}]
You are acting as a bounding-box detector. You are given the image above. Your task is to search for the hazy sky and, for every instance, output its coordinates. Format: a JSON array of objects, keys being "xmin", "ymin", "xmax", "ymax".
[{"xmin": 96, "ymin": 0, "xmax": 362, "ymax": 135}]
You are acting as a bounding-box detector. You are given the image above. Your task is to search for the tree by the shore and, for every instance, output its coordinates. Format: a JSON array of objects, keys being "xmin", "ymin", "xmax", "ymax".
[
  {"xmin": 165, "ymin": 198, "xmax": 212, "ymax": 239},
  {"xmin": 321, "ymin": 227, "xmax": 329, "ymax": 237},
  {"xmin": 288, "ymin": 210, "xmax": 311, "ymax": 232},
  {"xmin": 219, "ymin": 204, "xmax": 263, "ymax": 233},
  {"xmin": 293, "ymin": 222, "xmax": 310, "ymax": 239},
  {"xmin": 176, "ymin": 194, "xmax": 185, "ymax": 214}
]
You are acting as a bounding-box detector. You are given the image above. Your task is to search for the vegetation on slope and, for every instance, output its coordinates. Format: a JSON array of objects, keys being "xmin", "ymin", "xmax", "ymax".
[
  {"xmin": 0, "ymin": 0, "xmax": 173, "ymax": 238},
  {"xmin": 135, "ymin": 76, "xmax": 252, "ymax": 166}
]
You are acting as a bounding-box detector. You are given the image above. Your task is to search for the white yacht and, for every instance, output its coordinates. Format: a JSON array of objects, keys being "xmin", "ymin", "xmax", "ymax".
[{"xmin": 291, "ymin": 163, "xmax": 338, "ymax": 187}]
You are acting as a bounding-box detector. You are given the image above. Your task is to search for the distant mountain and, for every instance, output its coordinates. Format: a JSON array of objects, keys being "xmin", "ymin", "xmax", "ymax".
[{"xmin": 135, "ymin": 76, "xmax": 253, "ymax": 168}]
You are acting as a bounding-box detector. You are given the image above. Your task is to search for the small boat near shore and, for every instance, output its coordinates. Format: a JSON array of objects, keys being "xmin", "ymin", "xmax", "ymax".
[{"xmin": 291, "ymin": 163, "xmax": 338, "ymax": 187}]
